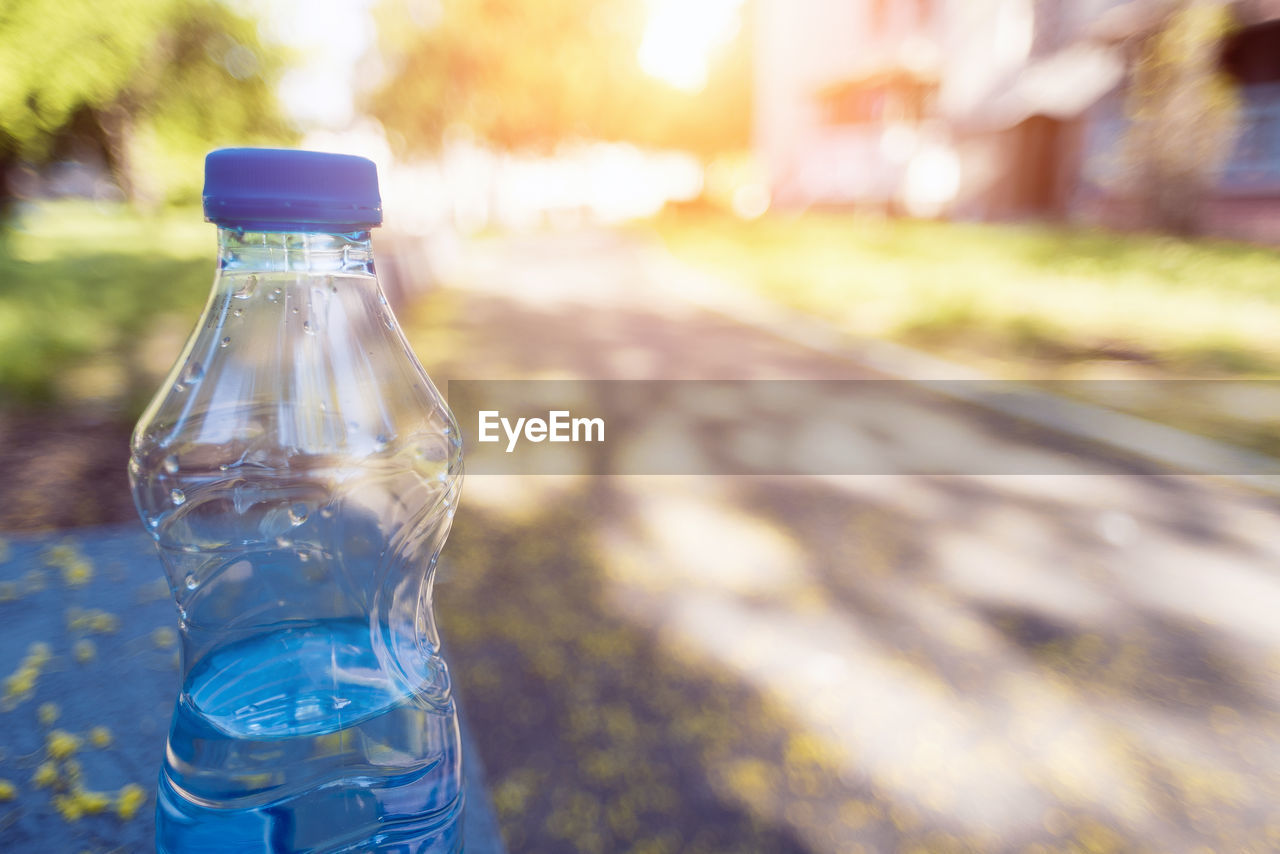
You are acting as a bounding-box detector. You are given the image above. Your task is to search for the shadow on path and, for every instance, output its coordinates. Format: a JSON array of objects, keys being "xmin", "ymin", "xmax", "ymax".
[{"xmin": 410, "ymin": 231, "xmax": 1280, "ymax": 853}]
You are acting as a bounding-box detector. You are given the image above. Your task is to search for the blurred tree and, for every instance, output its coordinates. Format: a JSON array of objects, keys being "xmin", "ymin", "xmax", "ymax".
[
  {"xmin": 0, "ymin": 0, "xmax": 294, "ymax": 212},
  {"xmin": 368, "ymin": 0, "xmax": 750, "ymax": 157},
  {"xmin": 1124, "ymin": 0, "xmax": 1239, "ymax": 235}
]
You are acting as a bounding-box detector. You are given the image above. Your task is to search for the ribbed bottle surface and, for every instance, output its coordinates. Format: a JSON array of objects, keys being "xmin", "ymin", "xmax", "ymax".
[{"xmin": 132, "ymin": 230, "xmax": 464, "ymax": 853}]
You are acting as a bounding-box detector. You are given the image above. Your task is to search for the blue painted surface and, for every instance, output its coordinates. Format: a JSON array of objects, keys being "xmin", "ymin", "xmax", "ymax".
[
  {"xmin": 1220, "ymin": 82, "xmax": 1280, "ymax": 193},
  {"xmin": 1082, "ymin": 83, "xmax": 1280, "ymax": 195},
  {"xmin": 0, "ymin": 525, "xmax": 505, "ymax": 853}
]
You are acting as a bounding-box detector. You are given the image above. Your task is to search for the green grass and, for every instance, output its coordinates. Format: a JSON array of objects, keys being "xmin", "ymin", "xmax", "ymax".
[
  {"xmin": 650, "ymin": 209, "xmax": 1280, "ymax": 378},
  {"xmin": 0, "ymin": 202, "xmax": 213, "ymax": 411}
]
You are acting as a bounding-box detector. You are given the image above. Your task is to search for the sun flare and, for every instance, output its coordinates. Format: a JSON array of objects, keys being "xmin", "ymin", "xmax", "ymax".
[{"xmin": 637, "ymin": 0, "xmax": 744, "ymax": 93}]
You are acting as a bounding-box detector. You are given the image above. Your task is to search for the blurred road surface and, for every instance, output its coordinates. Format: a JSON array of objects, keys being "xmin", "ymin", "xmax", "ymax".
[{"xmin": 400, "ymin": 228, "xmax": 1280, "ymax": 854}]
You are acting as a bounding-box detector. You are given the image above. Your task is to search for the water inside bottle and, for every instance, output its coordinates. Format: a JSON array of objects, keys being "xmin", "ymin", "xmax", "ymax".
[
  {"xmin": 149, "ymin": 465, "xmax": 461, "ymax": 853},
  {"xmin": 155, "ymin": 538, "xmax": 462, "ymax": 853}
]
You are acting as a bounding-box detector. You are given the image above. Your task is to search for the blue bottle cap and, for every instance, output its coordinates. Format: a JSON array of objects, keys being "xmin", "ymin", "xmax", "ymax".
[{"xmin": 203, "ymin": 148, "xmax": 382, "ymax": 231}]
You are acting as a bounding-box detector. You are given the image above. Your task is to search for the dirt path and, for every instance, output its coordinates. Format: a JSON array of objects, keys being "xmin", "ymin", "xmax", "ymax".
[
  {"xmin": 0, "ymin": 411, "xmax": 136, "ymax": 531},
  {"xmin": 402, "ymin": 229, "xmax": 1280, "ymax": 854}
]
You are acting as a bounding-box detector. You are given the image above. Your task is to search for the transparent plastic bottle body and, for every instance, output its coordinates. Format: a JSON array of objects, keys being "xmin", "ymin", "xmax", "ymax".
[{"xmin": 130, "ymin": 229, "xmax": 464, "ymax": 853}]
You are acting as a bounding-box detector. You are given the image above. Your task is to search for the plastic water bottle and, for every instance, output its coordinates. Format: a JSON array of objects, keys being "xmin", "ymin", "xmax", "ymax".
[{"xmin": 129, "ymin": 149, "xmax": 465, "ymax": 853}]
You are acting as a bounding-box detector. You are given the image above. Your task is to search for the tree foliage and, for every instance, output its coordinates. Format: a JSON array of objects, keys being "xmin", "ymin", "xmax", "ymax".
[
  {"xmin": 368, "ymin": 0, "xmax": 750, "ymax": 157},
  {"xmin": 0, "ymin": 0, "xmax": 164, "ymax": 159},
  {"xmin": 0, "ymin": 0, "xmax": 294, "ymax": 205},
  {"xmin": 1124, "ymin": 0, "xmax": 1239, "ymax": 235}
]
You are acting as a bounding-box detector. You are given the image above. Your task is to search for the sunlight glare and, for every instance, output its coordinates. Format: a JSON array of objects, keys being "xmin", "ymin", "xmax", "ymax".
[
  {"xmin": 252, "ymin": 0, "xmax": 378, "ymax": 129},
  {"xmin": 638, "ymin": 0, "xmax": 744, "ymax": 93}
]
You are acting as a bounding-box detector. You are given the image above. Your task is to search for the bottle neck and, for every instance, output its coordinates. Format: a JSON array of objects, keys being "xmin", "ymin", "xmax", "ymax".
[{"xmin": 217, "ymin": 228, "xmax": 375, "ymax": 276}]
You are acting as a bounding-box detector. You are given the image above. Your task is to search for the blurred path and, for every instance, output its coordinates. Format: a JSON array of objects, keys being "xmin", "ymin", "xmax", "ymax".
[{"xmin": 396, "ymin": 228, "xmax": 1280, "ymax": 854}]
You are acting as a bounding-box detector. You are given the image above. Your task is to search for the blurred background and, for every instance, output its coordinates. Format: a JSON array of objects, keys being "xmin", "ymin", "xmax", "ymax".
[{"xmin": 5, "ymin": 0, "xmax": 1280, "ymax": 852}]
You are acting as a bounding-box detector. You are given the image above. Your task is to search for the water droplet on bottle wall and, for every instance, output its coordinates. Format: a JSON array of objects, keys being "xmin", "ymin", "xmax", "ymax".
[
  {"xmin": 267, "ymin": 288, "xmax": 282, "ymax": 303},
  {"xmin": 163, "ymin": 455, "xmax": 180, "ymax": 474},
  {"xmin": 233, "ymin": 275, "xmax": 258, "ymax": 300},
  {"xmin": 184, "ymin": 574, "xmax": 198, "ymax": 590},
  {"xmin": 220, "ymin": 337, "xmax": 231, "ymax": 348},
  {"xmin": 170, "ymin": 489, "xmax": 186, "ymax": 506},
  {"xmin": 173, "ymin": 383, "xmax": 185, "ymax": 394},
  {"xmin": 289, "ymin": 504, "xmax": 308, "ymax": 526},
  {"xmin": 183, "ymin": 363, "xmax": 205, "ymax": 384},
  {"xmin": 232, "ymin": 307, "xmax": 244, "ymax": 317},
  {"xmin": 303, "ymin": 321, "xmax": 314, "ymax": 334}
]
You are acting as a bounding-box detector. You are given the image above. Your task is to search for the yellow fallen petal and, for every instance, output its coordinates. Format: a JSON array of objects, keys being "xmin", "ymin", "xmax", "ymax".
[
  {"xmin": 33, "ymin": 761, "xmax": 58, "ymax": 788},
  {"xmin": 62, "ymin": 560, "xmax": 93, "ymax": 587},
  {"xmin": 73, "ymin": 639, "xmax": 97, "ymax": 664},
  {"xmin": 75, "ymin": 788, "xmax": 110, "ymax": 814},
  {"xmin": 37, "ymin": 702, "xmax": 60, "ymax": 726},
  {"xmin": 116, "ymin": 783, "xmax": 147, "ymax": 820},
  {"xmin": 88, "ymin": 612, "xmax": 120, "ymax": 633},
  {"xmin": 47, "ymin": 730, "xmax": 82, "ymax": 760},
  {"xmin": 52, "ymin": 793, "xmax": 83, "ymax": 822},
  {"xmin": 5, "ymin": 669, "xmax": 36, "ymax": 701},
  {"xmin": 43, "ymin": 544, "xmax": 76, "ymax": 566}
]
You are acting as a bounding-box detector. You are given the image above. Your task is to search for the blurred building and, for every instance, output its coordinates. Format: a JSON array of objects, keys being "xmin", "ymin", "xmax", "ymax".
[
  {"xmin": 754, "ymin": 0, "xmax": 1280, "ymax": 241},
  {"xmin": 1079, "ymin": 0, "xmax": 1280, "ymax": 241}
]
